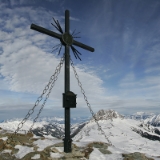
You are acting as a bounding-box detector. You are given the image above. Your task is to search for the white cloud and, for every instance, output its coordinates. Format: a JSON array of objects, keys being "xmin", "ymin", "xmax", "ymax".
[
  {"xmin": 118, "ymin": 72, "xmax": 160, "ymax": 99},
  {"xmin": 70, "ymin": 16, "xmax": 80, "ymax": 21},
  {"xmin": 145, "ymin": 66, "xmax": 160, "ymax": 73},
  {"xmin": 0, "ymin": 1, "xmax": 160, "ymax": 119},
  {"xmin": 0, "ymin": 4, "xmax": 111, "ymax": 114},
  {"xmin": 120, "ymin": 73, "xmax": 135, "ymax": 83}
]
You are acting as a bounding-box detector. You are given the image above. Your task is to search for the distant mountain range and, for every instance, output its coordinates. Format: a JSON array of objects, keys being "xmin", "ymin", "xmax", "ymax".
[
  {"xmin": 126, "ymin": 111, "xmax": 160, "ymax": 127},
  {"xmin": 31, "ymin": 109, "xmax": 125, "ymax": 139},
  {"xmin": 31, "ymin": 121, "xmax": 88, "ymax": 139},
  {"xmin": 2, "ymin": 116, "xmax": 90, "ymax": 124},
  {"xmin": 0, "ymin": 116, "xmax": 90, "ymax": 139},
  {"xmin": 31, "ymin": 110, "xmax": 160, "ymax": 141},
  {"xmin": 1, "ymin": 110, "xmax": 160, "ymax": 140},
  {"xmin": 126, "ymin": 111, "xmax": 155, "ymax": 120},
  {"xmin": 0, "ymin": 109, "xmax": 160, "ymax": 159}
]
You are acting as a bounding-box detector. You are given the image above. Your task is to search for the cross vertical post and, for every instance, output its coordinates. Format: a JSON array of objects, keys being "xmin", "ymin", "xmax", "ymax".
[
  {"xmin": 64, "ymin": 10, "xmax": 72, "ymax": 153},
  {"xmin": 30, "ymin": 9, "xmax": 94, "ymax": 154}
]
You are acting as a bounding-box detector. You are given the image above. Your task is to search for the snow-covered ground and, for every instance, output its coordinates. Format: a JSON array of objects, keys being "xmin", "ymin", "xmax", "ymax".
[
  {"xmin": 0, "ymin": 114, "xmax": 160, "ymax": 159},
  {"xmin": 73, "ymin": 118, "xmax": 160, "ymax": 159},
  {"xmin": 0, "ymin": 119, "xmax": 49, "ymax": 134}
]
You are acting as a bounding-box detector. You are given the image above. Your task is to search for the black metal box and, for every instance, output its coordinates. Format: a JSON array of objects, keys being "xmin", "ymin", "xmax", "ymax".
[{"xmin": 63, "ymin": 91, "xmax": 77, "ymax": 108}]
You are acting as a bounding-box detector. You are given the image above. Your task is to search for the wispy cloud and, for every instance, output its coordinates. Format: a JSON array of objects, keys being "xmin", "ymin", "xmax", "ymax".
[
  {"xmin": 0, "ymin": 3, "xmax": 111, "ymax": 118},
  {"xmin": 118, "ymin": 72, "xmax": 160, "ymax": 99},
  {"xmin": 0, "ymin": 1, "xmax": 160, "ymax": 120},
  {"xmin": 145, "ymin": 66, "xmax": 160, "ymax": 73}
]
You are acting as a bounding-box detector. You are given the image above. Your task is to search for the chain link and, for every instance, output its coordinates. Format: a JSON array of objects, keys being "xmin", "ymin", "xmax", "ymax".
[
  {"xmin": 28, "ymin": 54, "xmax": 65, "ymax": 131},
  {"xmin": 70, "ymin": 57, "xmax": 112, "ymax": 145},
  {"xmin": 6, "ymin": 54, "xmax": 65, "ymax": 145},
  {"xmin": 5, "ymin": 53, "xmax": 112, "ymax": 147}
]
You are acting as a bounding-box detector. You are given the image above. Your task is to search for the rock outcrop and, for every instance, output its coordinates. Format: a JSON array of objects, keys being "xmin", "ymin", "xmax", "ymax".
[
  {"xmin": 122, "ymin": 152, "xmax": 154, "ymax": 160},
  {"xmin": 0, "ymin": 129, "xmax": 111, "ymax": 160},
  {"xmin": 131, "ymin": 127, "xmax": 160, "ymax": 141},
  {"xmin": 91, "ymin": 109, "xmax": 124, "ymax": 121}
]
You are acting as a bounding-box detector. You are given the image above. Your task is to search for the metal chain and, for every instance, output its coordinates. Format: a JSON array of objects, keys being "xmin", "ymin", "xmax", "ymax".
[
  {"xmin": 5, "ymin": 54, "xmax": 65, "ymax": 146},
  {"xmin": 70, "ymin": 57, "xmax": 112, "ymax": 145},
  {"xmin": 29, "ymin": 53, "xmax": 65, "ymax": 132}
]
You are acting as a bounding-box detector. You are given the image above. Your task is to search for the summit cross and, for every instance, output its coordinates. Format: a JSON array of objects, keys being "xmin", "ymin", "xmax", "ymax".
[{"xmin": 30, "ymin": 10, "xmax": 94, "ymax": 153}]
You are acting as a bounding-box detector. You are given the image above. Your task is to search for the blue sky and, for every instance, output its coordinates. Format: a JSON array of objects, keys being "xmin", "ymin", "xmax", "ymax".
[{"xmin": 0, "ymin": 0, "xmax": 160, "ymax": 121}]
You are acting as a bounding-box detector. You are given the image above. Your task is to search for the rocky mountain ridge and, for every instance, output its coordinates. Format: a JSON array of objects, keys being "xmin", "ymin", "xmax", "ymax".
[
  {"xmin": 90, "ymin": 109, "xmax": 124, "ymax": 122},
  {"xmin": 144, "ymin": 114, "xmax": 160, "ymax": 127},
  {"xmin": 0, "ymin": 109, "xmax": 160, "ymax": 159},
  {"xmin": 126, "ymin": 111, "xmax": 160, "ymax": 127}
]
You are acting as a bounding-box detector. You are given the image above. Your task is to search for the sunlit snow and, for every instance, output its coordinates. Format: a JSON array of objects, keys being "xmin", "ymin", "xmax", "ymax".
[{"xmin": 0, "ymin": 115, "xmax": 160, "ymax": 159}]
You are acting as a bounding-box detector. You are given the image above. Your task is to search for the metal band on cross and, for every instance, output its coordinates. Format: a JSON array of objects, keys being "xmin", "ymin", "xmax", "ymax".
[{"xmin": 30, "ymin": 10, "xmax": 94, "ymax": 153}]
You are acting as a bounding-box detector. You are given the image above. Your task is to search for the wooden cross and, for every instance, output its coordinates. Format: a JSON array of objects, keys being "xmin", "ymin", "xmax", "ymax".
[{"xmin": 30, "ymin": 10, "xmax": 94, "ymax": 153}]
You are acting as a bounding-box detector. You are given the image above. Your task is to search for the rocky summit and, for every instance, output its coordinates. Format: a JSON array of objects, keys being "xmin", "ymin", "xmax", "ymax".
[
  {"xmin": 0, "ymin": 127, "xmax": 157, "ymax": 160},
  {"xmin": 90, "ymin": 109, "xmax": 124, "ymax": 121},
  {"xmin": 0, "ymin": 128, "xmax": 112, "ymax": 160}
]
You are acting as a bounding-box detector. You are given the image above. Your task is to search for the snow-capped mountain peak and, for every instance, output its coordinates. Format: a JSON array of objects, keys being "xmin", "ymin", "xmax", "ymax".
[
  {"xmin": 127, "ymin": 112, "xmax": 155, "ymax": 120},
  {"xmin": 126, "ymin": 111, "xmax": 160, "ymax": 127},
  {"xmin": 90, "ymin": 109, "xmax": 124, "ymax": 121}
]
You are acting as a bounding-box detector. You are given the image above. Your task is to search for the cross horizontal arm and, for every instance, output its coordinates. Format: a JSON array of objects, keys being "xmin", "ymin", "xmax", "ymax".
[
  {"xmin": 73, "ymin": 40, "xmax": 94, "ymax": 52},
  {"xmin": 30, "ymin": 24, "xmax": 61, "ymax": 39},
  {"xmin": 30, "ymin": 24, "xmax": 95, "ymax": 52}
]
